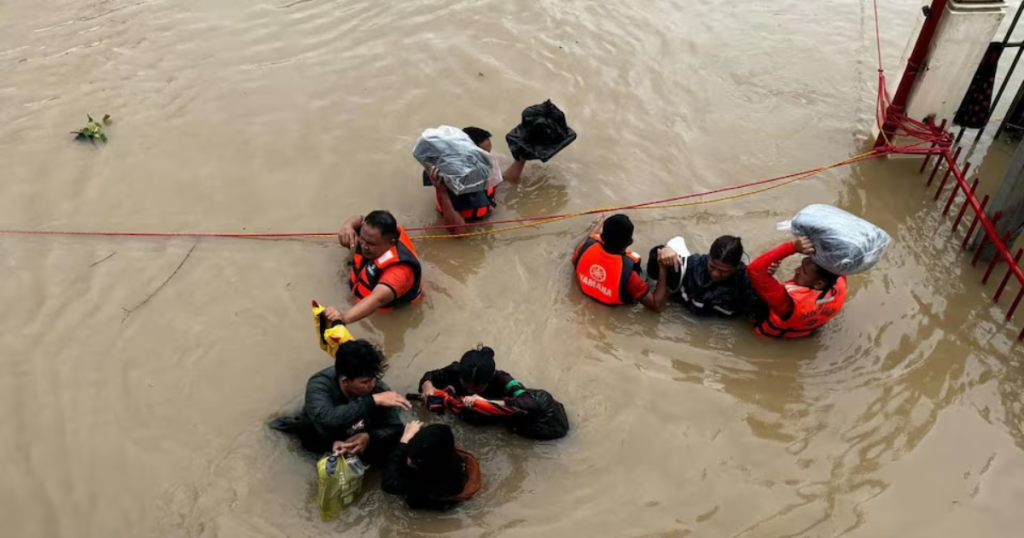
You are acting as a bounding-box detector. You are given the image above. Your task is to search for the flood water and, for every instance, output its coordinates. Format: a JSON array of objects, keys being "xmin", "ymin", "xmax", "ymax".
[{"xmin": 3, "ymin": 0, "xmax": 1024, "ymax": 537}]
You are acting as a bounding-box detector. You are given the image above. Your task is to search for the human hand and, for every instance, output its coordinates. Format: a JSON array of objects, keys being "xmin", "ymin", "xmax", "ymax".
[
  {"xmin": 427, "ymin": 165, "xmax": 443, "ymax": 189},
  {"xmin": 333, "ymin": 433, "xmax": 370, "ymax": 456},
  {"xmin": 400, "ymin": 420, "xmax": 423, "ymax": 443},
  {"xmin": 373, "ymin": 391, "xmax": 412, "ymax": 410},
  {"xmin": 792, "ymin": 237, "xmax": 815, "ymax": 255},
  {"xmin": 323, "ymin": 306, "xmax": 345, "ymax": 324},
  {"xmin": 658, "ymin": 247, "xmax": 681, "ymax": 271},
  {"xmin": 421, "ymin": 381, "xmax": 437, "ymax": 395},
  {"xmin": 338, "ymin": 225, "xmax": 358, "ymax": 249},
  {"xmin": 767, "ymin": 261, "xmax": 781, "ymax": 276},
  {"xmin": 462, "ymin": 394, "xmax": 483, "ymax": 408}
]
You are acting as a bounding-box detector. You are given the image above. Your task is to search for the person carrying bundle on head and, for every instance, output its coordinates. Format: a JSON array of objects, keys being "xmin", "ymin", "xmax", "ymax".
[{"xmin": 747, "ymin": 205, "xmax": 890, "ymax": 338}]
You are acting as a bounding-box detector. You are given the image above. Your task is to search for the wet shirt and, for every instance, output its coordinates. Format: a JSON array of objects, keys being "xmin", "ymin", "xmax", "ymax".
[
  {"xmin": 302, "ymin": 366, "xmax": 403, "ymax": 448},
  {"xmin": 676, "ymin": 254, "xmax": 751, "ymax": 317}
]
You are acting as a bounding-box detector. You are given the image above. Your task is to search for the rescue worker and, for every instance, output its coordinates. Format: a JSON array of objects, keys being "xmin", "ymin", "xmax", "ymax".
[
  {"xmin": 571, "ymin": 214, "xmax": 668, "ymax": 309},
  {"xmin": 382, "ymin": 421, "xmax": 481, "ymax": 511},
  {"xmin": 427, "ymin": 126, "xmax": 525, "ymax": 235},
  {"xmin": 336, "ymin": 210, "xmax": 422, "ymax": 324},
  {"xmin": 418, "ymin": 345, "xmax": 570, "ymax": 439},
  {"xmin": 747, "ymin": 237, "xmax": 847, "ymax": 338},
  {"xmin": 268, "ymin": 340, "xmax": 411, "ymax": 465},
  {"xmin": 647, "ymin": 235, "xmax": 754, "ymax": 317}
]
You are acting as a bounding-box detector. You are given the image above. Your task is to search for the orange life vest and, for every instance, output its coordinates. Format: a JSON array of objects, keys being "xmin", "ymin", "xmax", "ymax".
[
  {"xmin": 435, "ymin": 186, "xmax": 497, "ymax": 219},
  {"xmin": 450, "ymin": 450, "xmax": 482, "ymax": 502},
  {"xmin": 572, "ymin": 234, "xmax": 644, "ymax": 305},
  {"xmin": 755, "ymin": 276, "xmax": 847, "ymax": 338},
  {"xmin": 349, "ymin": 226, "xmax": 422, "ymax": 310}
]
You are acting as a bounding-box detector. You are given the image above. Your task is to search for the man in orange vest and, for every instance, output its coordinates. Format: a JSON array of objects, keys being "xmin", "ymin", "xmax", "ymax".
[
  {"xmin": 747, "ymin": 237, "xmax": 848, "ymax": 338},
  {"xmin": 571, "ymin": 214, "xmax": 668, "ymax": 309},
  {"xmin": 333, "ymin": 210, "xmax": 422, "ymax": 324},
  {"xmin": 427, "ymin": 127, "xmax": 526, "ymax": 235}
]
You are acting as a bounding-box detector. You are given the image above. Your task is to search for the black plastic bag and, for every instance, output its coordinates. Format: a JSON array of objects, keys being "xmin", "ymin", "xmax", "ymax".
[
  {"xmin": 505, "ymin": 100, "xmax": 577, "ymax": 162},
  {"xmin": 507, "ymin": 389, "xmax": 570, "ymax": 440}
]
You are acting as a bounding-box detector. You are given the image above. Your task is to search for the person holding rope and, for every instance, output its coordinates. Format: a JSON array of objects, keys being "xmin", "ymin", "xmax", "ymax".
[
  {"xmin": 426, "ymin": 127, "xmax": 526, "ymax": 235},
  {"xmin": 336, "ymin": 210, "xmax": 422, "ymax": 324},
  {"xmin": 746, "ymin": 237, "xmax": 847, "ymax": 338},
  {"xmin": 572, "ymin": 214, "xmax": 669, "ymax": 309}
]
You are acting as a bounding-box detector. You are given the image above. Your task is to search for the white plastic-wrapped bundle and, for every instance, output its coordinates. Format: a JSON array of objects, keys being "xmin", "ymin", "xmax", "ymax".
[
  {"xmin": 412, "ymin": 126, "xmax": 493, "ymax": 195},
  {"xmin": 778, "ymin": 204, "xmax": 891, "ymax": 275}
]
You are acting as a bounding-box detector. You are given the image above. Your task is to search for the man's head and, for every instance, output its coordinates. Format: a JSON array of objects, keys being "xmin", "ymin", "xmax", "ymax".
[
  {"xmin": 463, "ymin": 126, "xmax": 493, "ymax": 152},
  {"xmin": 601, "ymin": 214, "xmax": 634, "ymax": 254},
  {"xmin": 359, "ymin": 210, "xmax": 399, "ymax": 259},
  {"xmin": 335, "ymin": 339, "xmax": 387, "ymax": 398},
  {"xmin": 794, "ymin": 257, "xmax": 840, "ymax": 291},
  {"xmin": 707, "ymin": 235, "xmax": 744, "ymax": 283},
  {"xmin": 459, "ymin": 345, "xmax": 496, "ymax": 395}
]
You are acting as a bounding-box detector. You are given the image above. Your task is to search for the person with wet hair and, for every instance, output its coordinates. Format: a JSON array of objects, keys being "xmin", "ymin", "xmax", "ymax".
[
  {"xmin": 747, "ymin": 237, "xmax": 847, "ymax": 338},
  {"xmin": 419, "ymin": 346, "xmax": 536, "ymax": 424},
  {"xmin": 269, "ymin": 340, "xmax": 411, "ymax": 465},
  {"xmin": 381, "ymin": 421, "xmax": 481, "ymax": 511},
  {"xmin": 572, "ymin": 214, "xmax": 669, "ymax": 309},
  {"xmin": 426, "ymin": 126, "xmax": 526, "ymax": 235},
  {"xmin": 647, "ymin": 235, "xmax": 754, "ymax": 317},
  {"xmin": 418, "ymin": 346, "xmax": 570, "ymax": 439},
  {"xmin": 335, "ymin": 209, "xmax": 422, "ymax": 323}
]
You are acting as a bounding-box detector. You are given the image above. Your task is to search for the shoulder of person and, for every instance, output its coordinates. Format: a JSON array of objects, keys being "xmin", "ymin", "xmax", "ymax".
[{"xmin": 311, "ymin": 366, "xmax": 337, "ymax": 383}]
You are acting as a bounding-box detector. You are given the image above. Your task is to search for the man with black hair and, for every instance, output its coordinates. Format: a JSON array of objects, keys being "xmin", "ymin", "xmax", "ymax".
[
  {"xmin": 572, "ymin": 214, "xmax": 669, "ymax": 309},
  {"xmin": 647, "ymin": 235, "xmax": 756, "ymax": 317},
  {"xmin": 337, "ymin": 209, "xmax": 422, "ymax": 323},
  {"xmin": 747, "ymin": 237, "xmax": 847, "ymax": 338},
  {"xmin": 426, "ymin": 126, "xmax": 525, "ymax": 235},
  {"xmin": 270, "ymin": 340, "xmax": 410, "ymax": 464}
]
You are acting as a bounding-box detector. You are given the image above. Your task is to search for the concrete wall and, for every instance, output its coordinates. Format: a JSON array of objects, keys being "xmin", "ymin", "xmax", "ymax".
[{"xmin": 886, "ymin": 1, "xmax": 1006, "ymax": 146}]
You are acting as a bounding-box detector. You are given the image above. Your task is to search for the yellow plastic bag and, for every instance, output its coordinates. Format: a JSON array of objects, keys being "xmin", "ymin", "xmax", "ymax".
[
  {"xmin": 317, "ymin": 455, "xmax": 366, "ymax": 521},
  {"xmin": 312, "ymin": 300, "xmax": 354, "ymax": 358}
]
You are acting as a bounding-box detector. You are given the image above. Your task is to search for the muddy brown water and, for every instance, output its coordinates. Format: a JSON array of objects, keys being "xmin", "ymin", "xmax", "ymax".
[{"xmin": 3, "ymin": 1, "xmax": 1024, "ymax": 537}]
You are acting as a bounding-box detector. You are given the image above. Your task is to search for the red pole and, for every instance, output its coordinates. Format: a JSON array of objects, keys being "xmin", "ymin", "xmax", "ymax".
[
  {"xmin": 876, "ymin": 0, "xmax": 949, "ymax": 147},
  {"xmin": 995, "ymin": 249, "xmax": 1024, "ymax": 302}
]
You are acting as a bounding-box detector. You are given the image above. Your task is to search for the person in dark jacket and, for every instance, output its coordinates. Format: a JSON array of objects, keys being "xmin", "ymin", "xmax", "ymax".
[
  {"xmin": 418, "ymin": 346, "xmax": 570, "ymax": 440},
  {"xmin": 270, "ymin": 340, "xmax": 411, "ymax": 465},
  {"xmin": 382, "ymin": 421, "xmax": 481, "ymax": 511},
  {"xmin": 647, "ymin": 235, "xmax": 756, "ymax": 317},
  {"xmin": 419, "ymin": 345, "xmax": 539, "ymax": 425}
]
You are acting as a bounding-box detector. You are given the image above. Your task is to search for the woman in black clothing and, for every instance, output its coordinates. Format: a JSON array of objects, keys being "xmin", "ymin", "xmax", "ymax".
[
  {"xmin": 418, "ymin": 346, "xmax": 570, "ymax": 439},
  {"xmin": 382, "ymin": 421, "xmax": 481, "ymax": 511},
  {"xmin": 419, "ymin": 346, "xmax": 538, "ymax": 422}
]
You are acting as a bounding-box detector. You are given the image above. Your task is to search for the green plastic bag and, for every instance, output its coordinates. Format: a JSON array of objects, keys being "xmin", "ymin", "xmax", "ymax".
[{"xmin": 317, "ymin": 455, "xmax": 366, "ymax": 521}]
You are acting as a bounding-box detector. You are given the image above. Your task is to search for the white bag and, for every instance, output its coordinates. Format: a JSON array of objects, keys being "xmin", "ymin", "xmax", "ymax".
[
  {"xmin": 412, "ymin": 126, "xmax": 494, "ymax": 195},
  {"xmin": 778, "ymin": 204, "xmax": 891, "ymax": 275}
]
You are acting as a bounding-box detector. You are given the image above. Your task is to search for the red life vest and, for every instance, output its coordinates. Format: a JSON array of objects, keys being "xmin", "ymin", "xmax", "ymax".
[
  {"xmin": 755, "ymin": 276, "xmax": 847, "ymax": 338},
  {"xmin": 572, "ymin": 234, "xmax": 644, "ymax": 305},
  {"xmin": 349, "ymin": 226, "xmax": 422, "ymax": 310},
  {"xmin": 435, "ymin": 186, "xmax": 497, "ymax": 219}
]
